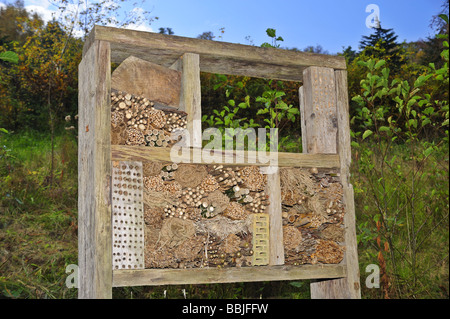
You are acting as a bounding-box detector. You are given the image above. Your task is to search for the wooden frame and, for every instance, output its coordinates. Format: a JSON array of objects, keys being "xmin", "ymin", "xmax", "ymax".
[{"xmin": 78, "ymin": 25, "xmax": 360, "ymax": 299}]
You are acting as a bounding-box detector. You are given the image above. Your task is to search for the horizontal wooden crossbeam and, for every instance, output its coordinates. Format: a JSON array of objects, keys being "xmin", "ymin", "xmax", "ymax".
[
  {"xmin": 111, "ymin": 145, "xmax": 340, "ymax": 168},
  {"xmin": 112, "ymin": 264, "xmax": 346, "ymax": 287},
  {"xmin": 84, "ymin": 25, "xmax": 346, "ymax": 82}
]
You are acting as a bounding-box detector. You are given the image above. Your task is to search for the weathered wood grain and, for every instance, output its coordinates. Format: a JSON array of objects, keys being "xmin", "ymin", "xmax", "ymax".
[
  {"xmin": 266, "ymin": 171, "xmax": 284, "ymax": 265},
  {"xmin": 111, "ymin": 56, "xmax": 181, "ymax": 107},
  {"xmin": 301, "ymin": 67, "xmax": 360, "ymax": 299},
  {"xmin": 170, "ymin": 53, "xmax": 202, "ymax": 147},
  {"xmin": 78, "ymin": 40, "xmax": 112, "ymax": 299},
  {"xmin": 112, "ymin": 264, "xmax": 346, "ymax": 287},
  {"xmin": 110, "ymin": 145, "xmax": 341, "ymax": 168},
  {"xmin": 335, "ymin": 69, "xmax": 361, "ymax": 299},
  {"xmin": 83, "ymin": 25, "xmax": 346, "ymax": 82},
  {"xmin": 301, "ymin": 67, "xmax": 338, "ymax": 154},
  {"xmin": 301, "ymin": 66, "xmax": 356, "ymax": 299}
]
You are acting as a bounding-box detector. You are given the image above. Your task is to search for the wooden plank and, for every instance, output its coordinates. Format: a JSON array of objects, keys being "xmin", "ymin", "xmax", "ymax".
[
  {"xmin": 310, "ymin": 277, "xmax": 351, "ymax": 299},
  {"xmin": 170, "ymin": 53, "xmax": 202, "ymax": 147},
  {"xmin": 110, "ymin": 145, "xmax": 340, "ymax": 168},
  {"xmin": 299, "ymin": 86, "xmax": 308, "ymax": 153},
  {"xmin": 111, "ymin": 56, "xmax": 181, "ymax": 108},
  {"xmin": 266, "ymin": 171, "xmax": 284, "ymax": 265},
  {"xmin": 301, "ymin": 67, "xmax": 338, "ymax": 154},
  {"xmin": 83, "ymin": 25, "xmax": 346, "ymax": 82},
  {"xmin": 112, "ymin": 264, "xmax": 346, "ymax": 287},
  {"xmin": 78, "ymin": 40, "xmax": 112, "ymax": 299},
  {"xmin": 335, "ymin": 69, "xmax": 361, "ymax": 299}
]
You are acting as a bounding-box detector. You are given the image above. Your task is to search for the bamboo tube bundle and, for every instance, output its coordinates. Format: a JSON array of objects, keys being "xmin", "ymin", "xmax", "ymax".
[
  {"xmin": 144, "ymin": 129, "xmax": 172, "ymax": 147},
  {"xmin": 239, "ymin": 166, "xmax": 267, "ymax": 192},
  {"xmin": 110, "ymin": 90, "xmax": 187, "ymax": 148},
  {"xmin": 180, "ymin": 186, "xmax": 205, "ymax": 209},
  {"xmin": 223, "ymin": 202, "xmax": 249, "ymax": 220},
  {"xmin": 159, "ymin": 163, "xmax": 178, "ymax": 181},
  {"xmin": 210, "ymin": 165, "xmax": 243, "ymax": 191},
  {"xmin": 111, "ymin": 110, "xmax": 125, "ymax": 128},
  {"xmin": 125, "ymin": 127, "xmax": 146, "ymax": 146},
  {"xmin": 163, "ymin": 202, "xmax": 188, "ymax": 220},
  {"xmin": 199, "ymin": 174, "xmax": 220, "ymax": 193},
  {"xmin": 247, "ymin": 191, "xmax": 270, "ymax": 214},
  {"xmin": 165, "ymin": 112, "xmax": 187, "ymax": 132}
]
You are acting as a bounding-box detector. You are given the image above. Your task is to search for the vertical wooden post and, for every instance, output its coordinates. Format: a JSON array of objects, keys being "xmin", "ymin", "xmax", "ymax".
[
  {"xmin": 171, "ymin": 53, "xmax": 202, "ymax": 148},
  {"xmin": 300, "ymin": 66, "xmax": 360, "ymax": 299},
  {"xmin": 78, "ymin": 40, "xmax": 112, "ymax": 299},
  {"xmin": 335, "ymin": 69, "xmax": 361, "ymax": 299},
  {"xmin": 267, "ymin": 171, "xmax": 284, "ymax": 265}
]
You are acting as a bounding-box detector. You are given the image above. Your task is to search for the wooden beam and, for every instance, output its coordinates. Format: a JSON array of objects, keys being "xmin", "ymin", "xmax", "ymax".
[
  {"xmin": 78, "ymin": 40, "xmax": 112, "ymax": 299},
  {"xmin": 170, "ymin": 53, "xmax": 202, "ymax": 147},
  {"xmin": 110, "ymin": 145, "xmax": 341, "ymax": 168},
  {"xmin": 83, "ymin": 25, "xmax": 346, "ymax": 82},
  {"xmin": 112, "ymin": 264, "xmax": 346, "ymax": 287},
  {"xmin": 335, "ymin": 69, "xmax": 361, "ymax": 299}
]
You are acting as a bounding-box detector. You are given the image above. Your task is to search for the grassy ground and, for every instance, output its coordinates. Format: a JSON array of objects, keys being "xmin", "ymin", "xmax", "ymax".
[{"xmin": 0, "ymin": 130, "xmax": 448, "ymax": 299}]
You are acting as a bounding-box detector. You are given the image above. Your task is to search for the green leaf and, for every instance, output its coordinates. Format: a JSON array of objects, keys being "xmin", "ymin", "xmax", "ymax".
[
  {"xmin": 256, "ymin": 109, "xmax": 269, "ymax": 115},
  {"xmin": 0, "ymin": 51, "xmax": 19, "ymax": 64},
  {"xmin": 374, "ymin": 60, "xmax": 386, "ymax": 69},
  {"xmin": 266, "ymin": 28, "xmax": 276, "ymax": 38},
  {"xmin": 275, "ymin": 91, "xmax": 285, "ymax": 99},
  {"xmin": 423, "ymin": 146, "xmax": 434, "ymax": 157},
  {"xmin": 422, "ymin": 118, "xmax": 431, "ymax": 127},
  {"xmin": 438, "ymin": 14, "xmax": 449, "ymax": 24},
  {"xmin": 228, "ymin": 99, "xmax": 235, "ymax": 107},
  {"xmin": 379, "ymin": 126, "xmax": 390, "ymax": 132},
  {"xmin": 289, "ymin": 281, "xmax": 304, "ymax": 288},
  {"xmin": 362, "ymin": 130, "xmax": 373, "ymax": 140}
]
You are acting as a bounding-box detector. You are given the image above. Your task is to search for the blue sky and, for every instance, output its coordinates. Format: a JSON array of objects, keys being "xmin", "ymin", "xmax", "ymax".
[{"xmin": 7, "ymin": 1, "xmax": 447, "ymax": 54}]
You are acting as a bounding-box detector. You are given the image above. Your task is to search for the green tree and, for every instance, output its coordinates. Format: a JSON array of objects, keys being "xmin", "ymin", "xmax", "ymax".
[
  {"xmin": 0, "ymin": 0, "xmax": 43, "ymax": 46},
  {"xmin": 158, "ymin": 27, "xmax": 174, "ymax": 35},
  {"xmin": 359, "ymin": 24, "xmax": 405, "ymax": 73}
]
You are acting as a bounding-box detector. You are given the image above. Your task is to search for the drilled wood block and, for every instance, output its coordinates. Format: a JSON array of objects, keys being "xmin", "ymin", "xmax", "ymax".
[{"xmin": 112, "ymin": 161, "xmax": 145, "ymax": 270}]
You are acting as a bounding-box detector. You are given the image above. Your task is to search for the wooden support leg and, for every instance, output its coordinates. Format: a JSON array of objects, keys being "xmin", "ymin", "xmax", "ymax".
[
  {"xmin": 300, "ymin": 66, "xmax": 361, "ymax": 299},
  {"xmin": 78, "ymin": 40, "xmax": 112, "ymax": 299}
]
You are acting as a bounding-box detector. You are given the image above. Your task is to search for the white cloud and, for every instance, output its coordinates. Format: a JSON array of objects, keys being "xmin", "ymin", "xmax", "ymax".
[
  {"xmin": 123, "ymin": 22, "xmax": 153, "ymax": 33},
  {"xmin": 0, "ymin": 2, "xmax": 6, "ymax": 10},
  {"xmin": 25, "ymin": 4, "xmax": 56, "ymax": 22}
]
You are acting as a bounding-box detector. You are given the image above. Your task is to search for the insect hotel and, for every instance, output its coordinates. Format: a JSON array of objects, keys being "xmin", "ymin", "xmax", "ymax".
[{"xmin": 78, "ymin": 25, "xmax": 360, "ymax": 299}]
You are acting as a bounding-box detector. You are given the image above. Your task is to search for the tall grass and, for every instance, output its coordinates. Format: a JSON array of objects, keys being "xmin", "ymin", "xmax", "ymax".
[
  {"xmin": 1, "ymin": 129, "xmax": 448, "ymax": 298},
  {"xmin": 0, "ymin": 130, "xmax": 78, "ymax": 299}
]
